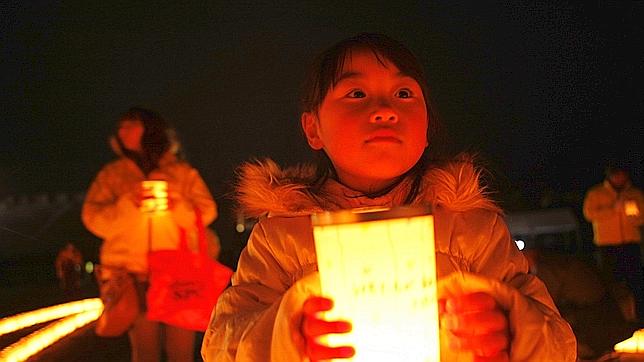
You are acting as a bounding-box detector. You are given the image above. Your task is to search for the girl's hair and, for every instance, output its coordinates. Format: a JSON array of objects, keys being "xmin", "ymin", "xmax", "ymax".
[
  {"xmin": 300, "ymin": 33, "xmax": 444, "ymax": 202},
  {"xmin": 115, "ymin": 107, "xmax": 178, "ymax": 175}
]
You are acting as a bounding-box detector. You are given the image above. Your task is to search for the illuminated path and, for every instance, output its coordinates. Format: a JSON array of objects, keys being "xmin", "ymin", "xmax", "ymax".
[
  {"xmin": 0, "ymin": 299, "xmax": 204, "ymax": 361},
  {"xmin": 0, "ymin": 299, "xmax": 129, "ymax": 361},
  {"xmin": 13, "ymin": 323, "xmax": 130, "ymax": 362},
  {"xmin": 2, "ymin": 299, "xmax": 640, "ymax": 361}
]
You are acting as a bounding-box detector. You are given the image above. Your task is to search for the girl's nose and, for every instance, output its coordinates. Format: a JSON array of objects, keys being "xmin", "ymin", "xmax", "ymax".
[{"xmin": 370, "ymin": 108, "xmax": 398, "ymax": 124}]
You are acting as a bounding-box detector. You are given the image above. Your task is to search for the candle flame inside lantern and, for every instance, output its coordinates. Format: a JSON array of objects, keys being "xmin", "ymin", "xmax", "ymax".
[
  {"xmin": 312, "ymin": 206, "xmax": 440, "ymax": 362},
  {"xmin": 141, "ymin": 180, "xmax": 169, "ymax": 213}
]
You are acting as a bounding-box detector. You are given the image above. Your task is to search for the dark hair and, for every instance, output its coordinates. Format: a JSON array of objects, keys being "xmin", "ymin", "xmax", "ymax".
[
  {"xmin": 605, "ymin": 164, "xmax": 629, "ymax": 178},
  {"xmin": 300, "ymin": 33, "xmax": 443, "ymax": 202},
  {"xmin": 116, "ymin": 107, "xmax": 177, "ymax": 175}
]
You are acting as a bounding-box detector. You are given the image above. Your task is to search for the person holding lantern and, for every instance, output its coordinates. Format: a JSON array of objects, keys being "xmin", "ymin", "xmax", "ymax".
[
  {"xmin": 583, "ymin": 165, "xmax": 644, "ymax": 326},
  {"xmin": 202, "ymin": 33, "xmax": 576, "ymax": 361},
  {"xmin": 82, "ymin": 107, "xmax": 217, "ymax": 362}
]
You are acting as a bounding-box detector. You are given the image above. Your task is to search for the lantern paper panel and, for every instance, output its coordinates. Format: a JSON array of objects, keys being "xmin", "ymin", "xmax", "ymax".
[{"xmin": 313, "ymin": 212, "xmax": 439, "ymax": 362}]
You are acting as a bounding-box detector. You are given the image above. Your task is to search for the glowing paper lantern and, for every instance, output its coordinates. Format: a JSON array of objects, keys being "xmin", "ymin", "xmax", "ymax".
[
  {"xmin": 312, "ymin": 206, "xmax": 439, "ymax": 362},
  {"xmin": 140, "ymin": 180, "xmax": 169, "ymax": 213},
  {"xmin": 615, "ymin": 329, "xmax": 644, "ymax": 353},
  {"xmin": 624, "ymin": 200, "xmax": 640, "ymax": 217}
]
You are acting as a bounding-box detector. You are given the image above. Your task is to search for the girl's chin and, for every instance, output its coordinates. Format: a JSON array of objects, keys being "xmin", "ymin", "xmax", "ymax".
[
  {"xmin": 367, "ymin": 159, "xmax": 418, "ymax": 175},
  {"xmin": 339, "ymin": 167, "xmax": 416, "ymax": 191}
]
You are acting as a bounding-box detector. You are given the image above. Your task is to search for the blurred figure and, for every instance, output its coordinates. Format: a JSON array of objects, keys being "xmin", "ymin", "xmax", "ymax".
[
  {"xmin": 55, "ymin": 242, "xmax": 83, "ymax": 296},
  {"xmin": 82, "ymin": 107, "xmax": 217, "ymax": 362},
  {"xmin": 523, "ymin": 246, "xmax": 635, "ymax": 359},
  {"xmin": 583, "ymin": 165, "xmax": 644, "ymax": 326}
]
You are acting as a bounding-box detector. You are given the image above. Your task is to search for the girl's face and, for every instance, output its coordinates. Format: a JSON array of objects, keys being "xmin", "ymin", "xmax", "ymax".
[
  {"xmin": 302, "ymin": 50, "xmax": 428, "ymax": 193},
  {"xmin": 118, "ymin": 118, "xmax": 144, "ymax": 152}
]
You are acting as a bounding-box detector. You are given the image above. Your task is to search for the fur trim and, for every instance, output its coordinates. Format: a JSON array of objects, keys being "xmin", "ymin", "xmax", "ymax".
[
  {"xmin": 236, "ymin": 158, "xmax": 500, "ymax": 218},
  {"xmin": 236, "ymin": 160, "xmax": 320, "ymax": 217},
  {"xmin": 421, "ymin": 159, "xmax": 500, "ymax": 213}
]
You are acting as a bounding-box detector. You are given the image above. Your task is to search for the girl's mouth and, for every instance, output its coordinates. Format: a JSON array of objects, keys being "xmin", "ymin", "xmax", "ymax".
[
  {"xmin": 366, "ymin": 137, "xmax": 401, "ymax": 144},
  {"xmin": 365, "ymin": 129, "xmax": 401, "ymax": 143}
]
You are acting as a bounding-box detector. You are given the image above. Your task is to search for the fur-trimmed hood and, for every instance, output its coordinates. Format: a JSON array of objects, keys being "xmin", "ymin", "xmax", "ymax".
[{"xmin": 236, "ymin": 158, "xmax": 501, "ymax": 218}]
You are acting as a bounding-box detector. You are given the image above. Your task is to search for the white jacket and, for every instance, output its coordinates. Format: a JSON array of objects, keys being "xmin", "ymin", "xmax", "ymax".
[
  {"xmin": 82, "ymin": 153, "xmax": 216, "ymax": 274},
  {"xmin": 583, "ymin": 180, "xmax": 644, "ymax": 245},
  {"xmin": 202, "ymin": 159, "xmax": 576, "ymax": 361}
]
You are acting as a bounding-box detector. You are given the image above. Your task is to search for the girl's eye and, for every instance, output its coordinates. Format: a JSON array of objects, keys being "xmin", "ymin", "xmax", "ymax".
[
  {"xmin": 396, "ymin": 89, "xmax": 413, "ymax": 99},
  {"xmin": 347, "ymin": 89, "xmax": 366, "ymax": 98}
]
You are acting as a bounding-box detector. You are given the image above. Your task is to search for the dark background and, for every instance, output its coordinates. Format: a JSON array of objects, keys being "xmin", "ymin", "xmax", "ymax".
[{"xmin": 1, "ymin": 2, "xmax": 642, "ymax": 269}]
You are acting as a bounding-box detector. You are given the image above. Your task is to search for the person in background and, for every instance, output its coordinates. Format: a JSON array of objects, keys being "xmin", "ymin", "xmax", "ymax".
[
  {"xmin": 82, "ymin": 107, "xmax": 217, "ymax": 362},
  {"xmin": 55, "ymin": 242, "xmax": 83, "ymax": 296},
  {"xmin": 583, "ymin": 165, "xmax": 644, "ymax": 326},
  {"xmin": 202, "ymin": 33, "xmax": 575, "ymax": 361},
  {"xmin": 523, "ymin": 244, "xmax": 635, "ymax": 359}
]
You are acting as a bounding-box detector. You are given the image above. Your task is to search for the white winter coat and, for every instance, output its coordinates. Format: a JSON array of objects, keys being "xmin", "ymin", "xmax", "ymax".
[{"xmin": 202, "ymin": 159, "xmax": 576, "ymax": 361}]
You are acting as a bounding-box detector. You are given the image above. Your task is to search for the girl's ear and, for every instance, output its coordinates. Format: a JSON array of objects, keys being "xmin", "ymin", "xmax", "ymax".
[{"xmin": 301, "ymin": 112, "xmax": 324, "ymax": 150}]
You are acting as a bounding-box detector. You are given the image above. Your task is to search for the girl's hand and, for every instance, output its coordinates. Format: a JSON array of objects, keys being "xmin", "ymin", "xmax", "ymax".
[
  {"xmin": 440, "ymin": 292, "xmax": 509, "ymax": 362},
  {"xmin": 301, "ymin": 296, "xmax": 355, "ymax": 361}
]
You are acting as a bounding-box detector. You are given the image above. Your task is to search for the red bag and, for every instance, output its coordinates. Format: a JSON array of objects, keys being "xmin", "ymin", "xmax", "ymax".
[{"xmin": 146, "ymin": 209, "xmax": 232, "ymax": 331}]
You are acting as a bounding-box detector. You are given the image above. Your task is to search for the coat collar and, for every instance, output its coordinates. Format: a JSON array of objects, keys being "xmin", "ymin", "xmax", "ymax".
[{"xmin": 236, "ymin": 157, "xmax": 501, "ymax": 218}]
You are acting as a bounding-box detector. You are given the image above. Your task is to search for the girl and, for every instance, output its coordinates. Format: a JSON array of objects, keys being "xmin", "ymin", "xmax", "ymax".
[
  {"xmin": 202, "ymin": 34, "xmax": 576, "ymax": 361},
  {"xmin": 83, "ymin": 107, "xmax": 217, "ymax": 362}
]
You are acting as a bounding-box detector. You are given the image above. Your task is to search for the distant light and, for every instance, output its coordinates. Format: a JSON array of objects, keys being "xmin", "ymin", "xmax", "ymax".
[
  {"xmin": 84, "ymin": 261, "xmax": 94, "ymax": 274},
  {"xmin": 515, "ymin": 239, "xmax": 525, "ymax": 251},
  {"xmin": 235, "ymin": 223, "xmax": 245, "ymax": 233}
]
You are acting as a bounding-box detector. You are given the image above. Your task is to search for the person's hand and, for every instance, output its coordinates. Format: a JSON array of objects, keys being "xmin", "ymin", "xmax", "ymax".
[
  {"xmin": 439, "ymin": 292, "xmax": 509, "ymax": 362},
  {"xmin": 300, "ymin": 296, "xmax": 355, "ymax": 361}
]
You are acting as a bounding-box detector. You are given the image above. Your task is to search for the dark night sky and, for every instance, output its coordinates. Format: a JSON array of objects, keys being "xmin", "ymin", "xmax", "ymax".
[{"xmin": 1, "ymin": 2, "xmax": 643, "ymax": 215}]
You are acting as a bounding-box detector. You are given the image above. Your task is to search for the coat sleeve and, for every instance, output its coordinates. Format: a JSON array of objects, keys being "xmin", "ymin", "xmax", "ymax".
[
  {"xmin": 454, "ymin": 212, "xmax": 577, "ymax": 362},
  {"xmin": 81, "ymin": 167, "xmax": 141, "ymax": 239},
  {"xmin": 202, "ymin": 220, "xmax": 296, "ymax": 362}
]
